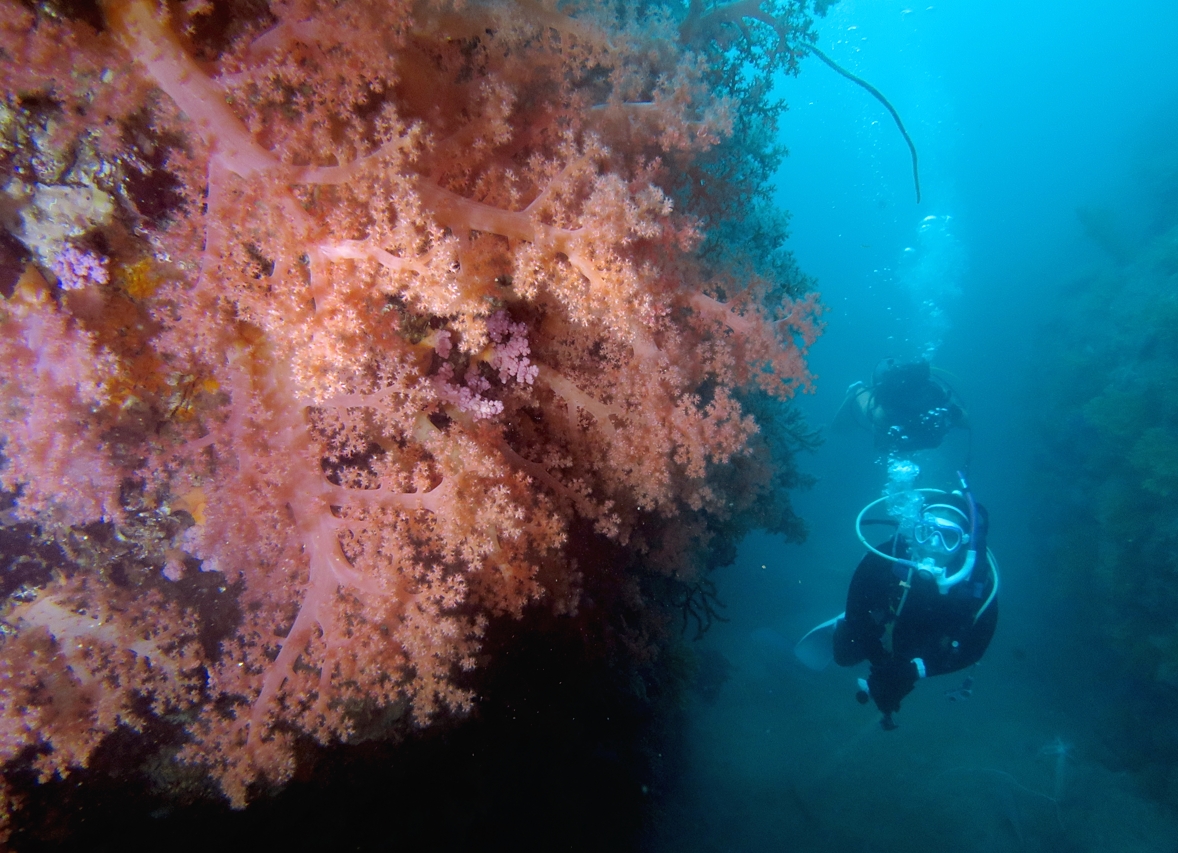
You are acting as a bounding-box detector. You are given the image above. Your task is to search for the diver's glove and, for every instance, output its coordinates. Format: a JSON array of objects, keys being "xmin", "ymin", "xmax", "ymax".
[{"xmin": 867, "ymin": 659, "xmax": 921, "ymax": 715}]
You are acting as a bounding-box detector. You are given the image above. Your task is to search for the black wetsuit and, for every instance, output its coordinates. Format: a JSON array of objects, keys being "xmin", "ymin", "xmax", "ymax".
[{"xmin": 833, "ymin": 536, "xmax": 998, "ymax": 717}]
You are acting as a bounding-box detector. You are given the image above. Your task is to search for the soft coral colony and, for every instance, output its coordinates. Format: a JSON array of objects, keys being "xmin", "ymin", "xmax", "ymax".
[{"xmin": 0, "ymin": 0, "xmax": 822, "ymax": 819}]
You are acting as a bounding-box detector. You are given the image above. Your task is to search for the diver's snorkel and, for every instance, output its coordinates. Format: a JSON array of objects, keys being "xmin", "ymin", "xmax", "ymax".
[
  {"xmin": 957, "ymin": 472, "xmax": 999, "ymax": 621},
  {"xmin": 931, "ymin": 472, "xmax": 979, "ymax": 594}
]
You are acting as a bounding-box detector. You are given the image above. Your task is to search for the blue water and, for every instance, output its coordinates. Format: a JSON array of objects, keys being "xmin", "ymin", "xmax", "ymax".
[{"xmin": 652, "ymin": 1, "xmax": 1178, "ymax": 850}]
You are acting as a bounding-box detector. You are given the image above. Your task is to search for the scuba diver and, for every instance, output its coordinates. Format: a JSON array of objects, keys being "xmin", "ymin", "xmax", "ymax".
[
  {"xmin": 795, "ymin": 476, "xmax": 999, "ymax": 730},
  {"xmin": 834, "ymin": 358, "xmax": 968, "ymax": 453}
]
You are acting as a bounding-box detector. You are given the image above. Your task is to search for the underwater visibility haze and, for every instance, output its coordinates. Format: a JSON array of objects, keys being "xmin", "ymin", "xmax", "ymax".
[
  {"xmin": 656, "ymin": 0, "xmax": 1178, "ymax": 851},
  {"xmin": 0, "ymin": 0, "xmax": 1177, "ymax": 850}
]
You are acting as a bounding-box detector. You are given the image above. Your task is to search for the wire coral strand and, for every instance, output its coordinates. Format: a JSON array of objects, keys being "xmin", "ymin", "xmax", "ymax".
[{"xmin": 804, "ymin": 44, "xmax": 922, "ymax": 204}]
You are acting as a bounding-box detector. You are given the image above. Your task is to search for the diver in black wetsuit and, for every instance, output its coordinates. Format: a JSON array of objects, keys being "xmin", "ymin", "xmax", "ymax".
[
  {"xmin": 833, "ymin": 484, "xmax": 998, "ymax": 730},
  {"xmin": 835, "ymin": 358, "xmax": 967, "ymax": 452}
]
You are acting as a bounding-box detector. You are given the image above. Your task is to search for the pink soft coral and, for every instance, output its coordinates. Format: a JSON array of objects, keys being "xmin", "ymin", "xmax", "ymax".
[
  {"xmin": 0, "ymin": 268, "xmax": 122, "ymax": 525},
  {"xmin": 0, "ymin": 0, "xmax": 823, "ymax": 818}
]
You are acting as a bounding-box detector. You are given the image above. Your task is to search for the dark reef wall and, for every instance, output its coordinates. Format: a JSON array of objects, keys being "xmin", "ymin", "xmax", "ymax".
[{"xmin": 1033, "ymin": 172, "xmax": 1178, "ymax": 804}]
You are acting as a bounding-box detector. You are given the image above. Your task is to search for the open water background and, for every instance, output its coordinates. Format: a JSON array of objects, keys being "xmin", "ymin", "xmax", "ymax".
[{"xmin": 652, "ymin": 1, "xmax": 1178, "ymax": 850}]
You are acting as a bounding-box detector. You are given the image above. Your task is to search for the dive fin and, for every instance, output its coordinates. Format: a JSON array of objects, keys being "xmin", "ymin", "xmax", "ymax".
[
  {"xmin": 832, "ymin": 382, "xmax": 869, "ymax": 434},
  {"xmin": 793, "ymin": 612, "xmax": 845, "ymax": 671}
]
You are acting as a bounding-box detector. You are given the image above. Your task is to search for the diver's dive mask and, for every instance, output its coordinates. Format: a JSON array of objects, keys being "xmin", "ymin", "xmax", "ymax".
[{"xmin": 913, "ymin": 505, "xmax": 969, "ymax": 555}]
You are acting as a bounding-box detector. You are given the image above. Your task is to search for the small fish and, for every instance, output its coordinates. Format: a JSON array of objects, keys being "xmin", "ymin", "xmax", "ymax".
[{"xmin": 945, "ymin": 674, "xmax": 974, "ymax": 701}]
